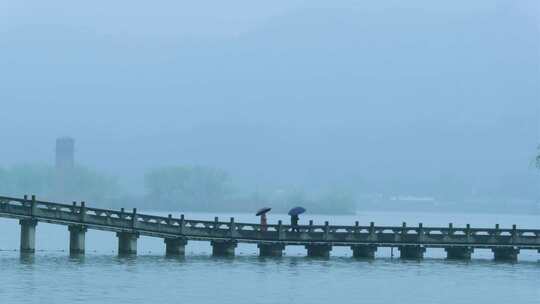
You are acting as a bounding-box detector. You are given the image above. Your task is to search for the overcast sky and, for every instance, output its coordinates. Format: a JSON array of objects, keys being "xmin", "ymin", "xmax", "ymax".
[{"xmin": 1, "ymin": 0, "xmax": 539, "ymax": 198}]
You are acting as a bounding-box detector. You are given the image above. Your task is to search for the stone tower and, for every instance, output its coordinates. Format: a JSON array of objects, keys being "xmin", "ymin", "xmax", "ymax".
[{"xmin": 55, "ymin": 137, "xmax": 75, "ymax": 170}]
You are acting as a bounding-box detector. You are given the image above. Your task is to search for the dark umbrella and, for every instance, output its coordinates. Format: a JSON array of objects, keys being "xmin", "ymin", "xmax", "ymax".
[
  {"xmin": 256, "ymin": 207, "xmax": 272, "ymax": 216},
  {"xmin": 288, "ymin": 206, "xmax": 306, "ymax": 216}
]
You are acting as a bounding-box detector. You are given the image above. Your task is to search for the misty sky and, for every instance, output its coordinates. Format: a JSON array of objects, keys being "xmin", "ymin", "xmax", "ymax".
[{"xmin": 1, "ymin": 1, "xmax": 539, "ymax": 198}]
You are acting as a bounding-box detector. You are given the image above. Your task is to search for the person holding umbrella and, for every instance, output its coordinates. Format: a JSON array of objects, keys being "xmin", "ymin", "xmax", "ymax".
[
  {"xmin": 288, "ymin": 207, "xmax": 306, "ymax": 232},
  {"xmin": 256, "ymin": 207, "xmax": 271, "ymax": 232}
]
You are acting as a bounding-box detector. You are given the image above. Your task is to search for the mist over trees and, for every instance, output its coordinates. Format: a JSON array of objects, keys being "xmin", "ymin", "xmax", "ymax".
[
  {"xmin": 0, "ymin": 164, "xmax": 53, "ymax": 197},
  {"xmin": 0, "ymin": 163, "xmax": 357, "ymax": 214},
  {"xmin": 0, "ymin": 164, "xmax": 119, "ymax": 204},
  {"xmin": 143, "ymin": 166, "xmax": 356, "ymax": 214},
  {"xmin": 144, "ymin": 166, "xmax": 232, "ymax": 211}
]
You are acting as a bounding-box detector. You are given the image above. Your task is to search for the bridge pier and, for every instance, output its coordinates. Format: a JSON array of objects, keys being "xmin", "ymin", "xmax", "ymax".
[
  {"xmin": 19, "ymin": 219, "xmax": 38, "ymax": 253},
  {"xmin": 211, "ymin": 240, "xmax": 237, "ymax": 257},
  {"xmin": 306, "ymin": 244, "xmax": 332, "ymax": 258},
  {"xmin": 399, "ymin": 245, "xmax": 425, "ymax": 259},
  {"xmin": 445, "ymin": 246, "xmax": 473, "ymax": 260},
  {"xmin": 492, "ymin": 247, "xmax": 519, "ymax": 261},
  {"xmin": 164, "ymin": 237, "xmax": 187, "ymax": 256},
  {"xmin": 351, "ymin": 245, "xmax": 378, "ymax": 259},
  {"xmin": 68, "ymin": 225, "xmax": 87, "ymax": 255},
  {"xmin": 117, "ymin": 232, "xmax": 139, "ymax": 255},
  {"xmin": 258, "ymin": 243, "xmax": 285, "ymax": 257}
]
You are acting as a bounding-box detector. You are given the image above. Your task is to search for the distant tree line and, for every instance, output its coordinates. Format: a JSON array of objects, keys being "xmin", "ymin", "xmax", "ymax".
[
  {"xmin": 143, "ymin": 166, "xmax": 232, "ymax": 211},
  {"xmin": 143, "ymin": 166, "xmax": 357, "ymax": 214},
  {"xmin": 0, "ymin": 163, "xmax": 357, "ymax": 214},
  {"xmin": 0, "ymin": 164, "xmax": 119, "ymax": 204},
  {"xmin": 3, "ymin": 149, "xmax": 540, "ymax": 214}
]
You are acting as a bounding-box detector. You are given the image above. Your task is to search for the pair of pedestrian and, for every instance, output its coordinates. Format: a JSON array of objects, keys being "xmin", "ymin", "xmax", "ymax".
[{"xmin": 256, "ymin": 207, "xmax": 305, "ymax": 232}]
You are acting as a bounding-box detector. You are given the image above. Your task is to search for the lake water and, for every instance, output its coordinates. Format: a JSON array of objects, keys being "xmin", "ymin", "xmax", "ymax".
[{"xmin": 0, "ymin": 211, "xmax": 539, "ymax": 304}]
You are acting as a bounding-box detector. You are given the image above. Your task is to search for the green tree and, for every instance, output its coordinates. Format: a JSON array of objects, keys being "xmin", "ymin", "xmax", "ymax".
[
  {"xmin": 0, "ymin": 164, "xmax": 54, "ymax": 196},
  {"xmin": 0, "ymin": 164, "xmax": 119, "ymax": 204},
  {"xmin": 144, "ymin": 166, "xmax": 231, "ymax": 211},
  {"xmin": 536, "ymin": 145, "xmax": 540, "ymax": 169},
  {"xmin": 57, "ymin": 166, "xmax": 120, "ymax": 203}
]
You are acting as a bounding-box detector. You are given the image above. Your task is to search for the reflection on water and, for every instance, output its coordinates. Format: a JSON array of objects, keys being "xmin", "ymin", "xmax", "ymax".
[
  {"xmin": 19, "ymin": 253, "xmax": 35, "ymax": 265},
  {"xmin": 0, "ymin": 251, "xmax": 539, "ymax": 304}
]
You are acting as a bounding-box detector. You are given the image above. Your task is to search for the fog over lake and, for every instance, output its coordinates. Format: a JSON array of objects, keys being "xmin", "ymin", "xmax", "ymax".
[{"xmin": 1, "ymin": 1, "xmax": 539, "ymax": 209}]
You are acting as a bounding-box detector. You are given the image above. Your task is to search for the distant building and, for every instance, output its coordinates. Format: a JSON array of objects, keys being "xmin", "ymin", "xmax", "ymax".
[{"xmin": 55, "ymin": 137, "xmax": 75, "ymax": 170}]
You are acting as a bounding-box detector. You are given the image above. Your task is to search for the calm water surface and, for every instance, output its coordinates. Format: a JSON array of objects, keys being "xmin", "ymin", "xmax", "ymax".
[{"xmin": 1, "ymin": 211, "xmax": 539, "ymax": 304}]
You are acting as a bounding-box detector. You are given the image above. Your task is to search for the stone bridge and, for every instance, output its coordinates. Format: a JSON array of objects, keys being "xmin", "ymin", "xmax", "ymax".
[{"xmin": 1, "ymin": 195, "xmax": 539, "ymax": 261}]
